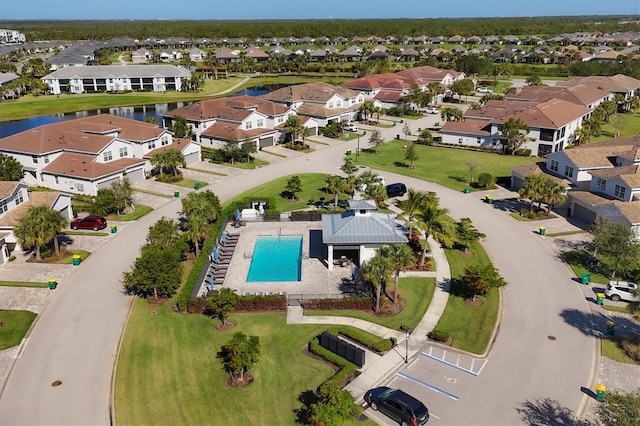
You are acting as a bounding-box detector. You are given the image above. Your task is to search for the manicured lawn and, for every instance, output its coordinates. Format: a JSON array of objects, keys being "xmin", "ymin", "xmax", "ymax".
[
  {"xmin": 105, "ymin": 204, "xmax": 153, "ymax": 221},
  {"xmin": 229, "ymin": 173, "xmax": 350, "ymax": 213},
  {"xmin": 55, "ymin": 250, "xmax": 91, "ymax": 265},
  {"xmin": 593, "ymin": 110, "xmax": 640, "ymax": 142},
  {"xmin": 433, "ymin": 240, "xmax": 500, "ymax": 354},
  {"xmin": 0, "ymin": 310, "xmax": 37, "ymax": 350},
  {"xmin": 222, "ymin": 158, "xmax": 269, "ymax": 169},
  {"xmin": 0, "ymin": 281, "xmax": 49, "ymax": 288},
  {"xmin": 133, "ymin": 188, "xmax": 173, "ymax": 198},
  {"xmin": 171, "ymin": 177, "xmax": 208, "ymax": 189},
  {"xmin": 62, "ymin": 230, "xmax": 110, "ymax": 237},
  {"xmin": 356, "ymin": 141, "xmax": 538, "ymax": 191},
  {"xmin": 305, "ymin": 277, "xmax": 436, "ymax": 331},
  {"xmin": 115, "ymin": 302, "xmax": 338, "ymax": 425},
  {"xmin": 601, "ymin": 337, "xmax": 638, "ymax": 364},
  {"xmin": 186, "ymin": 167, "xmax": 228, "ymax": 176},
  {"xmin": 559, "ymin": 250, "xmax": 609, "ymax": 284}
]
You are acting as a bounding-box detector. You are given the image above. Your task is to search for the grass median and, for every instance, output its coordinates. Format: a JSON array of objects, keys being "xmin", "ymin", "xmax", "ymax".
[
  {"xmin": 356, "ymin": 140, "xmax": 538, "ymax": 191},
  {"xmin": 433, "ymin": 240, "xmax": 500, "ymax": 354},
  {"xmin": 0, "ymin": 310, "xmax": 37, "ymax": 350}
]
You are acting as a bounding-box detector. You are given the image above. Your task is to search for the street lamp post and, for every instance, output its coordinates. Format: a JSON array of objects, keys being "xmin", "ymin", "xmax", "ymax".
[
  {"xmin": 405, "ymin": 329, "xmax": 411, "ymax": 363},
  {"xmin": 356, "ymin": 134, "xmax": 360, "ymax": 160}
]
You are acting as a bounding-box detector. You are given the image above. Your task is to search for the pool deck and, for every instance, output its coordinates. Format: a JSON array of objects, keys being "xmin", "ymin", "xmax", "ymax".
[{"xmin": 197, "ymin": 221, "xmax": 354, "ymax": 297}]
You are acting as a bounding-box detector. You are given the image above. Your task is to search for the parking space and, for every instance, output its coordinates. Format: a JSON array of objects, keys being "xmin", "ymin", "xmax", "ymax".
[{"xmin": 363, "ymin": 345, "xmax": 488, "ymax": 425}]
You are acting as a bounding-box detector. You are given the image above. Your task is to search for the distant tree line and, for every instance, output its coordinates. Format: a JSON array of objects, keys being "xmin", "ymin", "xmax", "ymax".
[{"xmin": 1, "ymin": 16, "xmax": 637, "ymax": 41}]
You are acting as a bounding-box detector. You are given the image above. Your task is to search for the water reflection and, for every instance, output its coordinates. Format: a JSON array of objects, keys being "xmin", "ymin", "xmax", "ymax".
[{"xmin": 0, "ymin": 83, "xmax": 290, "ymax": 138}]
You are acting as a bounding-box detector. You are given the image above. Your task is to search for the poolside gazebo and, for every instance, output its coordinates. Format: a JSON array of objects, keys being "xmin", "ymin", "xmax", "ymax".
[{"xmin": 321, "ymin": 199, "xmax": 408, "ymax": 270}]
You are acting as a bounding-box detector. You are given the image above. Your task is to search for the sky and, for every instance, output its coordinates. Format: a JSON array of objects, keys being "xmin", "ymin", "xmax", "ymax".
[{"xmin": 2, "ymin": 0, "xmax": 639, "ymax": 20}]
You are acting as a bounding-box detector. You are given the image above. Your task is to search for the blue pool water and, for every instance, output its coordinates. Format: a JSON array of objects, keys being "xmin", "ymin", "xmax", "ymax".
[{"xmin": 247, "ymin": 235, "xmax": 303, "ymax": 282}]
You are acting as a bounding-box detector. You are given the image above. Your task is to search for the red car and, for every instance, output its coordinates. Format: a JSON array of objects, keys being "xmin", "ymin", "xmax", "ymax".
[{"xmin": 70, "ymin": 215, "xmax": 107, "ymax": 231}]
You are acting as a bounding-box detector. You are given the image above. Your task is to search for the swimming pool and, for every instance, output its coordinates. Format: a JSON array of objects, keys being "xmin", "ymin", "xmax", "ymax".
[{"xmin": 246, "ymin": 235, "xmax": 303, "ymax": 282}]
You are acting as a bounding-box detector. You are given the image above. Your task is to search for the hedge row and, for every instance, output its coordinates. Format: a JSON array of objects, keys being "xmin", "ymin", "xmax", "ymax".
[
  {"xmin": 327, "ymin": 327, "xmax": 396, "ymax": 353},
  {"xmin": 308, "ymin": 336, "xmax": 358, "ymax": 391},
  {"xmin": 303, "ymin": 297, "xmax": 372, "ymax": 311},
  {"xmin": 234, "ymin": 295, "xmax": 287, "ymax": 312}
]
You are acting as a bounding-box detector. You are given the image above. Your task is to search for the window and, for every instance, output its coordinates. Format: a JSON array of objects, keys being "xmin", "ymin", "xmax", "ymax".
[
  {"xmin": 564, "ymin": 165, "xmax": 574, "ymax": 178},
  {"xmin": 328, "ymin": 101, "xmax": 334, "ymax": 108},
  {"xmin": 492, "ymin": 138, "xmax": 499, "ymax": 146},
  {"xmin": 560, "ymin": 127, "xmax": 566, "ymax": 138},
  {"xmin": 17, "ymin": 191, "xmax": 23, "ymax": 204},
  {"xmin": 477, "ymin": 137, "xmax": 481, "ymax": 144},
  {"xmin": 257, "ymin": 119, "xmax": 264, "ymax": 127},
  {"xmin": 32, "ymin": 155, "xmax": 38, "ymax": 164},
  {"xmin": 336, "ymin": 100, "xmax": 342, "ymax": 107},
  {"xmin": 161, "ymin": 136, "xmax": 169, "ymax": 146},
  {"xmin": 550, "ymin": 160, "xmax": 559, "ymax": 172},
  {"xmin": 595, "ymin": 178, "xmax": 606, "ymax": 191},
  {"xmin": 119, "ymin": 147, "xmax": 128, "ymax": 158},
  {"xmin": 75, "ymin": 182, "xmax": 84, "ymax": 192},
  {"xmin": 44, "ymin": 155, "xmax": 49, "ymax": 164},
  {"xmin": 614, "ymin": 185, "xmax": 626, "ymax": 199},
  {"xmin": 39, "ymin": 172, "xmax": 44, "ymax": 182},
  {"xmin": 0, "ymin": 200, "xmax": 7, "ymax": 213},
  {"xmin": 54, "ymin": 176, "xmax": 59, "ymax": 185},
  {"xmin": 245, "ymin": 121, "xmax": 252, "ymax": 130},
  {"xmin": 103, "ymin": 151, "xmax": 113, "ymax": 161},
  {"xmin": 277, "ymin": 116, "xmax": 284, "ymax": 123},
  {"xmin": 149, "ymin": 140, "xmax": 156, "ymax": 149}
]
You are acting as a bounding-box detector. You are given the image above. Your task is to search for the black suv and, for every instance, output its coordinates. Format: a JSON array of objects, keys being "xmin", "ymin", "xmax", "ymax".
[
  {"xmin": 385, "ymin": 183, "xmax": 407, "ymax": 198},
  {"xmin": 365, "ymin": 387, "xmax": 429, "ymax": 425}
]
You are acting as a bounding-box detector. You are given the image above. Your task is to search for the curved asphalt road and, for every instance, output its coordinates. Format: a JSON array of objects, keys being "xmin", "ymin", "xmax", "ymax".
[{"xmin": 0, "ymin": 118, "xmax": 593, "ymax": 425}]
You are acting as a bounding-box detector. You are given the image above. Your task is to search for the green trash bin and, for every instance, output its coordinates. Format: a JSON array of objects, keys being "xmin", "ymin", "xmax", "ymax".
[
  {"xmin": 596, "ymin": 293, "xmax": 605, "ymax": 305},
  {"xmin": 596, "ymin": 384, "xmax": 606, "ymax": 401},
  {"xmin": 174, "ymin": 191, "xmax": 179, "ymax": 198},
  {"xmin": 463, "ymin": 188, "xmax": 471, "ymax": 194},
  {"xmin": 396, "ymin": 134, "xmax": 400, "ymax": 139},
  {"xmin": 485, "ymin": 195, "xmax": 494, "ymax": 204},
  {"xmin": 581, "ymin": 273, "xmax": 590, "ymax": 284},
  {"xmin": 362, "ymin": 131, "xmax": 367, "ymax": 135},
  {"xmin": 48, "ymin": 278, "xmax": 57, "ymax": 290},
  {"xmin": 606, "ymin": 320, "xmax": 615, "ymax": 336},
  {"xmin": 111, "ymin": 224, "xmax": 117, "ymax": 234},
  {"xmin": 194, "ymin": 182, "xmax": 200, "ymax": 190},
  {"xmin": 346, "ymin": 150, "xmax": 351, "ymax": 156},
  {"xmin": 539, "ymin": 226, "xmax": 546, "ymax": 236},
  {"xmin": 72, "ymin": 254, "xmax": 82, "ymax": 266}
]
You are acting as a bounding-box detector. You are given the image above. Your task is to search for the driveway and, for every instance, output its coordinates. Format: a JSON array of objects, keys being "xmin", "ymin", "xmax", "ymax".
[{"xmin": 0, "ymin": 116, "xmax": 594, "ymax": 425}]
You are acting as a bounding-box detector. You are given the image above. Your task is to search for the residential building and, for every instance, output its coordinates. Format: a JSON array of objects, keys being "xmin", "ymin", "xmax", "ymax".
[
  {"xmin": 442, "ymin": 98, "xmax": 591, "ymax": 156},
  {"xmin": 0, "ymin": 29, "xmax": 26, "ymax": 44},
  {"xmin": 261, "ymin": 82, "xmax": 364, "ymax": 126},
  {"xmin": 0, "ymin": 181, "xmax": 73, "ymax": 263},
  {"xmin": 162, "ymin": 95, "xmax": 302, "ymax": 148},
  {"xmin": 0, "ymin": 114, "xmax": 200, "ymax": 196},
  {"xmin": 507, "ymin": 84, "xmax": 612, "ymax": 109},
  {"xmin": 511, "ymin": 136, "xmax": 640, "ymax": 238},
  {"xmin": 558, "ymin": 74, "xmax": 640, "ymax": 101},
  {"xmin": 131, "ymin": 48, "xmax": 152, "ymax": 63},
  {"xmin": 42, "ymin": 65, "xmax": 191, "ymax": 94}
]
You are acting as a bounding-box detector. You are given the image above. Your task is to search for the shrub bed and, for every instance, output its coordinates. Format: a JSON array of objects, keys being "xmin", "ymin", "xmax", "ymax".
[
  {"xmin": 308, "ymin": 336, "xmax": 358, "ymax": 390},
  {"xmin": 234, "ymin": 295, "xmax": 287, "ymax": 312},
  {"xmin": 303, "ymin": 297, "xmax": 372, "ymax": 311},
  {"xmin": 327, "ymin": 327, "xmax": 396, "ymax": 353}
]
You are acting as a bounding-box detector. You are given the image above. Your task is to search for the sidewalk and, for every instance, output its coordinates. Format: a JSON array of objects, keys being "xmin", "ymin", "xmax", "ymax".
[{"xmin": 286, "ymin": 218, "xmax": 453, "ymax": 401}]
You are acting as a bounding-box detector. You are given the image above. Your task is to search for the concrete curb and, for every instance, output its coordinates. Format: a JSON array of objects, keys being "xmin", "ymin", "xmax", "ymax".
[{"xmin": 109, "ymin": 296, "xmax": 135, "ymax": 426}]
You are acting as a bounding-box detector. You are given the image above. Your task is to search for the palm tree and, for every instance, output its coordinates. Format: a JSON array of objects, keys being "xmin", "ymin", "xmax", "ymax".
[
  {"xmin": 163, "ymin": 148, "xmax": 186, "ymax": 177},
  {"xmin": 518, "ymin": 174, "xmax": 545, "ymax": 213},
  {"xmin": 325, "ymin": 175, "xmax": 346, "ymax": 209},
  {"xmin": 365, "ymin": 183, "xmax": 387, "ymax": 208},
  {"xmin": 362, "ymin": 250, "xmax": 391, "ymax": 313},
  {"xmin": 284, "ymin": 115, "xmax": 302, "ymax": 143},
  {"xmin": 414, "ymin": 199, "xmax": 454, "ymax": 267},
  {"xmin": 14, "ymin": 206, "xmax": 66, "ymax": 260},
  {"xmin": 455, "ymin": 218, "xmax": 486, "ymax": 253},
  {"xmin": 541, "ymin": 179, "xmax": 566, "ymax": 216},
  {"xmin": 381, "ymin": 244, "xmax": 415, "ymax": 306},
  {"xmin": 184, "ymin": 214, "xmax": 208, "ymax": 257},
  {"xmin": 398, "ymin": 189, "xmax": 434, "ymax": 234}
]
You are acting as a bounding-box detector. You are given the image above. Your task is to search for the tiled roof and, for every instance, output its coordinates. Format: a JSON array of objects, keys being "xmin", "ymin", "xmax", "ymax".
[
  {"xmin": 42, "ymin": 152, "xmax": 145, "ymax": 179},
  {"xmin": 143, "ymin": 138, "xmax": 194, "ymax": 159},
  {"xmin": 611, "ymin": 200, "xmax": 640, "ymax": 224},
  {"xmin": 262, "ymin": 82, "xmax": 360, "ymax": 103},
  {"xmin": 0, "ymin": 191, "xmax": 61, "ymax": 227},
  {"xmin": 470, "ymin": 98, "xmax": 590, "ymax": 129},
  {"xmin": 562, "ymin": 136, "xmax": 640, "ymax": 168},
  {"xmin": 342, "ymin": 73, "xmax": 412, "ymax": 91},
  {"xmin": 0, "ymin": 181, "xmax": 21, "ymax": 201},
  {"xmin": 568, "ymin": 190, "xmax": 615, "ymax": 206},
  {"xmin": 322, "ymin": 211, "xmax": 408, "ymax": 244},
  {"xmin": 510, "ymin": 84, "xmax": 610, "ymax": 107},
  {"xmin": 296, "ymin": 104, "xmax": 352, "ymax": 119},
  {"xmin": 441, "ymin": 118, "xmax": 491, "ymax": 135},
  {"xmin": 201, "ymin": 122, "xmax": 277, "ymax": 141},
  {"xmin": 510, "ymin": 162, "xmax": 573, "ymax": 186},
  {"xmin": 163, "ymin": 95, "xmax": 289, "ymax": 122},
  {"xmin": 373, "ymin": 90, "xmax": 404, "ymax": 102},
  {"xmin": 0, "ymin": 114, "xmax": 164, "ymax": 155},
  {"xmin": 559, "ymin": 74, "xmax": 640, "ymax": 93},
  {"xmin": 589, "ymin": 165, "xmax": 638, "ymax": 179}
]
